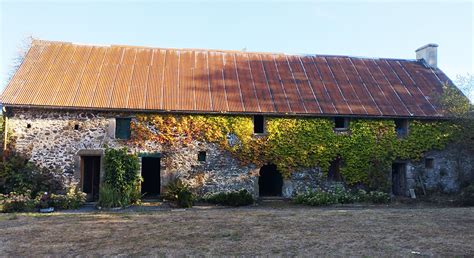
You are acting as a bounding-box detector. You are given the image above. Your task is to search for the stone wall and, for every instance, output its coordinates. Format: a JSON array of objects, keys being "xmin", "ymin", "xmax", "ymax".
[
  {"xmin": 6, "ymin": 108, "xmax": 261, "ymax": 197},
  {"xmin": 8, "ymin": 109, "xmax": 110, "ymax": 174},
  {"xmin": 6, "ymin": 107, "xmax": 471, "ymax": 198},
  {"xmin": 407, "ymin": 144, "xmax": 474, "ymax": 194}
]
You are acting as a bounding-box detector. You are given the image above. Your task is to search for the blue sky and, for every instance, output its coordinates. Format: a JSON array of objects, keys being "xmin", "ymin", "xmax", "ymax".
[{"xmin": 1, "ymin": 0, "xmax": 473, "ymax": 94}]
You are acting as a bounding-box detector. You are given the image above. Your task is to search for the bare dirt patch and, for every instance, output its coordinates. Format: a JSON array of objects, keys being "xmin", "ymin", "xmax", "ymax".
[{"xmin": 1, "ymin": 206, "xmax": 473, "ymax": 256}]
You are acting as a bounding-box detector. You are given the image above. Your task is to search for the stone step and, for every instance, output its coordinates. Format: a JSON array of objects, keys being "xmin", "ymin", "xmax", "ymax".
[
  {"xmin": 83, "ymin": 202, "xmax": 97, "ymax": 207},
  {"xmin": 259, "ymin": 196, "xmax": 288, "ymax": 202},
  {"xmin": 142, "ymin": 200, "xmax": 162, "ymax": 203}
]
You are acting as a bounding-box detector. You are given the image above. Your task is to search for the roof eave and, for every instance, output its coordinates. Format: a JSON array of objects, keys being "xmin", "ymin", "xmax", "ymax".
[{"xmin": 1, "ymin": 104, "xmax": 450, "ymax": 120}]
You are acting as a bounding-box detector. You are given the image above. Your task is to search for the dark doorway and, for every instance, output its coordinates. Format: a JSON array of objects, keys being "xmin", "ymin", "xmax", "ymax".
[
  {"xmin": 141, "ymin": 157, "xmax": 161, "ymax": 196},
  {"xmin": 82, "ymin": 156, "xmax": 101, "ymax": 202},
  {"xmin": 328, "ymin": 157, "xmax": 343, "ymax": 182},
  {"xmin": 259, "ymin": 164, "xmax": 283, "ymax": 196},
  {"xmin": 392, "ymin": 163, "xmax": 407, "ymax": 196}
]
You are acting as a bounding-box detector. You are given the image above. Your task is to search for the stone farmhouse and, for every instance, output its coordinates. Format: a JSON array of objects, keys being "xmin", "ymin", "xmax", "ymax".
[{"xmin": 1, "ymin": 40, "xmax": 471, "ymax": 201}]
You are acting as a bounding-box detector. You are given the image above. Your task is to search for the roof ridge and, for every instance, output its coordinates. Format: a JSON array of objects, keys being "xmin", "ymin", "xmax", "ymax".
[
  {"xmin": 32, "ymin": 39, "xmax": 73, "ymax": 46},
  {"xmin": 30, "ymin": 38, "xmax": 418, "ymax": 62}
]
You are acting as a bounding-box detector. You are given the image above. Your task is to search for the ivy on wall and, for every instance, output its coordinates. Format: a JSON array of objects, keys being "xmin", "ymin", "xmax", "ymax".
[{"xmin": 130, "ymin": 114, "xmax": 459, "ymax": 186}]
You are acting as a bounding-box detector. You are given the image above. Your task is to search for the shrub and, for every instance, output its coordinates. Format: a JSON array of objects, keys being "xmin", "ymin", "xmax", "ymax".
[
  {"xmin": 294, "ymin": 185, "xmax": 358, "ymax": 206},
  {"xmin": 100, "ymin": 148, "xmax": 141, "ymax": 208},
  {"xmin": 177, "ymin": 188, "xmax": 194, "ymax": 208},
  {"xmin": 294, "ymin": 188, "xmax": 390, "ymax": 206},
  {"xmin": 331, "ymin": 185, "xmax": 357, "ymax": 204},
  {"xmin": 98, "ymin": 184, "xmax": 127, "ymax": 208},
  {"xmin": 1, "ymin": 192, "xmax": 37, "ymax": 213},
  {"xmin": 294, "ymin": 191, "xmax": 340, "ymax": 206},
  {"xmin": 163, "ymin": 177, "xmax": 194, "ymax": 208},
  {"xmin": 0, "ymin": 153, "xmax": 63, "ymax": 197},
  {"xmin": 103, "ymin": 148, "xmax": 141, "ymax": 194},
  {"xmin": 458, "ymin": 184, "xmax": 474, "ymax": 206},
  {"xmin": 163, "ymin": 177, "xmax": 187, "ymax": 201},
  {"xmin": 365, "ymin": 191, "xmax": 391, "ymax": 204},
  {"xmin": 353, "ymin": 189, "xmax": 390, "ymax": 204},
  {"xmin": 65, "ymin": 185, "xmax": 87, "ymax": 209},
  {"xmin": 204, "ymin": 189, "xmax": 254, "ymax": 206},
  {"xmin": 32, "ymin": 185, "xmax": 87, "ymax": 210},
  {"xmin": 129, "ymin": 185, "xmax": 143, "ymax": 205},
  {"xmin": 48, "ymin": 194, "xmax": 68, "ymax": 209}
]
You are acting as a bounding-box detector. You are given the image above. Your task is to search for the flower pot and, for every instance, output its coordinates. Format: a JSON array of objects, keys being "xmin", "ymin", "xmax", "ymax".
[{"xmin": 39, "ymin": 207, "xmax": 54, "ymax": 213}]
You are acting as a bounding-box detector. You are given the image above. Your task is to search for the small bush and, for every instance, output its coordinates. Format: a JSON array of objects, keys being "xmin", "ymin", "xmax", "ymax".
[
  {"xmin": 294, "ymin": 191, "xmax": 340, "ymax": 206},
  {"xmin": 47, "ymin": 186, "xmax": 86, "ymax": 210},
  {"xmin": 48, "ymin": 194, "xmax": 68, "ymax": 209},
  {"xmin": 294, "ymin": 188, "xmax": 390, "ymax": 206},
  {"xmin": 33, "ymin": 184, "xmax": 86, "ymax": 210},
  {"xmin": 177, "ymin": 188, "xmax": 194, "ymax": 208},
  {"xmin": 1, "ymin": 192, "xmax": 37, "ymax": 213},
  {"xmin": 98, "ymin": 183, "xmax": 127, "ymax": 208},
  {"xmin": 459, "ymin": 184, "xmax": 474, "ymax": 206},
  {"xmin": 128, "ymin": 185, "xmax": 143, "ymax": 205},
  {"xmin": 204, "ymin": 189, "xmax": 254, "ymax": 206},
  {"xmin": 365, "ymin": 191, "xmax": 391, "ymax": 204},
  {"xmin": 163, "ymin": 177, "xmax": 187, "ymax": 201},
  {"xmin": 65, "ymin": 185, "xmax": 87, "ymax": 209},
  {"xmin": 163, "ymin": 177, "xmax": 194, "ymax": 208}
]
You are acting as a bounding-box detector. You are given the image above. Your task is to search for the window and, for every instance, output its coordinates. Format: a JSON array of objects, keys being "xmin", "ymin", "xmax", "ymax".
[
  {"xmin": 115, "ymin": 118, "xmax": 131, "ymax": 139},
  {"xmin": 395, "ymin": 119, "xmax": 409, "ymax": 137},
  {"xmin": 334, "ymin": 117, "xmax": 349, "ymax": 130},
  {"xmin": 74, "ymin": 124, "xmax": 80, "ymax": 130},
  {"xmin": 198, "ymin": 151, "xmax": 206, "ymax": 162},
  {"xmin": 328, "ymin": 157, "xmax": 343, "ymax": 181},
  {"xmin": 253, "ymin": 115, "xmax": 265, "ymax": 134},
  {"xmin": 425, "ymin": 158, "xmax": 434, "ymax": 169}
]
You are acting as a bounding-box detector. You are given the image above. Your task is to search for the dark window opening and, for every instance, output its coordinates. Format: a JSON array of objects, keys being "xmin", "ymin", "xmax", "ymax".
[
  {"xmin": 26, "ymin": 123, "xmax": 31, "ymax": 129},
  {"xmin": 74, "ymin": 124, "xmax": 80, "ymax": 130},
  {"xmin": 198, "ymin": 151, "xmax": 206, "ymax": 162},
  {"xmin": 259, "ymin": 164, "xmax": 283, "ymax": 196},
  {"xmin": 425, "ymin": 158, "xmax": 434, "ymax": 169},
  {"xmin": 395, "ymin": 119, "xmax": 408, "ymax": 137},
  {"xmin": 253, "ymin": 115, "xmax": 265, "ymax": 134},
  {"xmin": 115, "ymin": 118, "xmax": 131, "ymax": 139},
  {"xmin": 334, "ymin": 117, "xmax": 349, "ymax": 130},
  {"xmin": 328, "ymin": 157, "xmax": 343, "ymax": 181},
  {"xmin": 392, "ymin": 163, "xmax": 407, "ymax": 196}
]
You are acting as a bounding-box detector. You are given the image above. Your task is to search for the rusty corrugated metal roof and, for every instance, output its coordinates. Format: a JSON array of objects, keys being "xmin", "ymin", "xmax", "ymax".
[{"xmin": 1, "ymin": 40, "xmax": 453, "ymax": 117}]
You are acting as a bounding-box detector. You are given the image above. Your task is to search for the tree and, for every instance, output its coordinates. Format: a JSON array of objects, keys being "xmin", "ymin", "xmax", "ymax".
[
  {"xmin": 6, "ymin": 36, "xmax": 33, "ymax": 84},
  {"xmin": 438, "ymin": 74, "xmax": 474, "ymax": 155},
  {"xmin": 455, "ymin": 73, "xmax": 474, "ymax": 104}
]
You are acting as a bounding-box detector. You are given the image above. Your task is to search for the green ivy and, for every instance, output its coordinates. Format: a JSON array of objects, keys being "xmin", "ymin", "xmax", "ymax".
[
  {"xmin": 131, "ymin": 115, "xmax": 459, "ymax": 186},
  {"xmin": 103, "ymin": 147, "xmax": 141, "ymax": 201}
]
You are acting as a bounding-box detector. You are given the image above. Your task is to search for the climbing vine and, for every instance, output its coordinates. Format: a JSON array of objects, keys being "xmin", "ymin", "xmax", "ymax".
[{"xmin": 130, "ymin": 114, "xmax": 460, "ymax": 186}]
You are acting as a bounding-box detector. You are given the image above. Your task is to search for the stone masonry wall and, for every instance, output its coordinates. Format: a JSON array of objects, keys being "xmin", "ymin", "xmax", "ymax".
[
  {"xmin": 6, "ymin": 108, "xmax": 263, "ymax": 197},
  {"xmin": 7, "ymin": 107, "xmax": 469, "ymax": 198},
  {"xmin": 282, "ymin": 167, "xmax": 346, "ymax": 198},
  {"xmin": 7, "ymin": 108, "xmax": 333, "ymax": 197},
  {"xmin": 407, "ymin": 144, "xmax": 474, "ymax": 194}
]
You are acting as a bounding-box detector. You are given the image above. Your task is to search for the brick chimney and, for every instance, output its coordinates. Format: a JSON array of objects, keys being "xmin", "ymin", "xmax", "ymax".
[{"xmin": 415, "ymin": 43, "xmax": 438, "ymax": 68}]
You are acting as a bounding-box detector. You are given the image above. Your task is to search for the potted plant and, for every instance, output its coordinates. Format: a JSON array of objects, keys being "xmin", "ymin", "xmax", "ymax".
[{"xmin": 38, "ymin": 192, "xmax": 54, "ymax": 213}]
